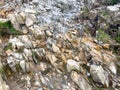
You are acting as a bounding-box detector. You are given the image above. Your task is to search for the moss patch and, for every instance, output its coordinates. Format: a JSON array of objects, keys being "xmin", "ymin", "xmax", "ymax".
[{"xmin": 0, "ymin": 21, "xmax": 21, "ymax": 37}]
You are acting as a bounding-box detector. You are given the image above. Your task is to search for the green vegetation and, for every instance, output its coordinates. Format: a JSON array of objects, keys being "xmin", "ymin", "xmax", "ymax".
[
  {"xmin": 0, "ymin": 21, "xmax": 21, "ymax": 37},
  {"xmin": 115, "ymin": 36, "xmax": 120, "ymax": 43},
  {"xmin": 4, "ymin": 43, "xmax": 12, "ymax": 50},
  {"xmin": 81, "ymin": 7, "xmax": 90, "ymax": 19},
  {"xmin": 111, "ymin": 0, "xmax": 120, "ymax": 4},
  {"xmin": 105, "ymin": 0, "xmax": 120, "ymax": 5},
  {"xmin": 97, "ymin": 29, "xmax": 110, "ymax": 43},
  {"xmin": 0, "ymin": 66, "xmax": 4, "ymax": 74}
]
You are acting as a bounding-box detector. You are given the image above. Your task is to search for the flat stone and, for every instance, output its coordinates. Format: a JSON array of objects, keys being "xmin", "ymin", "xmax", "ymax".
[{"xmin": 25, "ymin": 17, "xmax": 34, "ymax": 27}]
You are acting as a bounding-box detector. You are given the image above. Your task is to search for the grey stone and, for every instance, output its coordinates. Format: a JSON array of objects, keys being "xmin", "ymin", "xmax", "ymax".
[
  {"xmin": 90, "ymin": 65, "xmax": 109, "ymax": 87},
  {"xmin": 25, "ymin": 17, "xmax": 34, "ymax": 27},
  {"xmin": 71, "ymin": 71, "xmax": 92, "ymax": 90},
  {"xmin": 67, "ymin": 59, "xmax": 80, "ymax": 72},
  {"xmin": 107, "ymin": 6, "xmax": 119, "ymax": 12}
]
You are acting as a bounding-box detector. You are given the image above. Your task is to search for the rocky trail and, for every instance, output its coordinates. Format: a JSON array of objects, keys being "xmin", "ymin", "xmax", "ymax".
[{"xmin": 0, "ymin": 0, "xmax": 120, "ymax": 90}]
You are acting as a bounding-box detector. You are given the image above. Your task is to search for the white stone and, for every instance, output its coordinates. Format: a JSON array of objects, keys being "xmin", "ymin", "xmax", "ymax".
[
  {"xmin": 67, "ymin": 59, "xmax": 80, "ymax": 72},
  {"xmin": 25, "ymin": 17, "xmax": 34, "ymax": 27},
  {"xmin": 108, "ymin": 62, "xmax": 117, "ymax": 75},
  {"xmin": 107, "ymin": 6, "xmax": 119, "ymax": 12},
  {"xmin": 90, "ymin": 65, "xmax": 109, "ymax": 87},
  {"xmin": 0, "ymin": 85, "xmax": 9, "ymax": 90},
  {"xmin": 19, "ymin": 11, "xmax": 26, "ymax": 21},
  {"xmin": 52, "ymin": 44, "xmax": 60, "ymax": 53},
  {"xmin": 46, "ymin": 30, "xmax": 53, "ymax": 37},
  {"xmin": 20, "ymin": 60, "xmax": 26, "ymax": 72},
  {"xmin": 18, "ymin": 35, "xmax": 33, "ymax": 48},
  {"xmin": 71, "ymin": 71, "xmax": 92, "ymax": 90},
  {"xmin": 9, "ymin": 37, "xmax": 24, "ymax": 50},
  {"xmin": 23, "ymin": 49, "xmax": 32, "ymax": 57},
  {"xmin": 16, "ymin": 14, "xmax": 24, "ymax": 24},
  {"xmin": 7, "ymin": 56, "xmax": 17, "ymax": 72},
  {"xmin": 25, "ymin": 8, "xmax": 36, "ymax": 13},
  {"xmin": 7, "ymin": 14, "xmax": 21, "ymax": 30}
]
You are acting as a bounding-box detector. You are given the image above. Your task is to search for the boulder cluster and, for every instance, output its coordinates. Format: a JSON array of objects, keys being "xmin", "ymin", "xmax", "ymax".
[{"xmin": 0, "ymin": 0, "xmax": 120, "ymax": 90}]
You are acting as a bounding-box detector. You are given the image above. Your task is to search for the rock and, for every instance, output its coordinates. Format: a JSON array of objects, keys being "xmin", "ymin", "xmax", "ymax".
[
  {"xmin": 20, "ymin": 60, "xmax": 26, "ymax": 72},
  {"xmin": 34, "ymin": 73, "xmax": 41, "ymax": 87},
  {"xmin": 0, "ymin": 84, "xmax": 9, "ymax": 90},
  {"xmin": 29, "ymin": 25, "xmax": 43, "ymax": 37},
  {"xmin": 7, "ymin": 56, "xmax": 17, "ymax": 72},
  {"xmin": 7, "ymin": 14, "xmax": 21, "ymax": 30},
  {"xmin": 46, "ymin": 30, "xmax": 53, "ymax": 37},
  {"xmin": 71, "ymin": 71, "xmax": 92, "ymax": 90},
  {"xmin": 26, "ymin": 62, "xmax": 30, "ymax": 72},
  {"xmin": 23, "ymin": 49, "xmax": 32, "ymax": 57},
  {"xmin": 108, "ymin": 62, "xmax": 117, "ymax": 75},
  {"xmin": 25, "ymin": 76, "xmax": 31, "ymax": 88},
  {"xmin": 9, "ymin": 37, "xmax": 24, "ymax": 50},
  {"xmin": 39, "ymin": 72, "xmax": 48, "ymax": 85},
  {"xmin": 16, "ymin": 14, "xmax": 24, "ymax": 24},
  {"xmin": 67, "ymin": 59, "xmax": 80, "ymax": 72},
  {"xmin": 107, "ymin": 6, "xmax": 119, "ymax": 12},
  {"xmin": 47, "ymin": 53, "xmax": 57, "ymax": 66},
  {"xmin": 16, "ymin": 0, "xmax": 23, "ymax": 5},
  {"xmin": 25, "ymin": 17, "xmax": 34, "ymax": 27},
  {"xmin": 22, "ymin": 26, "xmax": 28, "ymax": 34},
  {"xmin": 19, "ymin": 11, "xmax": 26, "ymax": 21},
  {"xmin": 32, "ymin": 0, "xmax": 40, "ymax": 4},
  {"xmin": 90, "ymin": 65, "xmax": 109, "ymax": 87},
  {"xmin": 52, "ymin": 44, "xmax": 61, "ymax": 53},
  {"xmin": 24, "ymin": 8, "xmax": 36, "ymax": 14}
]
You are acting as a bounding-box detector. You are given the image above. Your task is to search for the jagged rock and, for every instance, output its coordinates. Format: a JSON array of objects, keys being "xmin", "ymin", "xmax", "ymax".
[
  {"xmin": 18, "ymin": 35, "xmax": 33, "ymax": 48},
  {"xmin": 67, "ymin": 59, "xmax": 80, "ymax": 72},
  {"xmin": 90, "ymin": 65, "xmax": 109, "ymax": 87},
  {"xmin": 7, "ymin": 56, "xmax": 17, "ymax": 72},
  {"xmin": 20, "ymin": 60, "xmax": 26, "ymax": 72},
  {"xmin": 71, "ymin": 71, "xmax": 92, "ymax": 90},
  {"xmin": 0, "ymin": 0, "xmax": 120, "ymax": 90},
  {"xmin": 7, "ymin": 14, "xmax": 21, "ymax": 30},
  {"xmin": 19, "ymin": 11, "xmax": 26, "ymax": 21},
  {"xmin": 108, "ymin": 62, "xmax": 117, "ymax": 75},
  {"xmin": 16, "ymin": 14, "xmax": 25, "ymax": 24},
  {"xmin": 9, "ymin": 37, "xmax": 24, "ymax": 50}
]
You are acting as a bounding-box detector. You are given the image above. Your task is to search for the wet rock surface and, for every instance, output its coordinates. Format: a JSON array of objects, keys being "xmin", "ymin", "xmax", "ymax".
[{"xmin": 0, "ymin": 0, "xmax": 120, "ymax": 90}]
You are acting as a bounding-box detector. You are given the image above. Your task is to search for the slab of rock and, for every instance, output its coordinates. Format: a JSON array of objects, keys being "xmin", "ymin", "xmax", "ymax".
[
  {"xmin": 107, "ymin": 6, "xmax": 119, "ymax": 12},
  {"xmin": 90, "ymin": 65, "xmax": 109, "ymax": 87},
  {"xmin": 71, "ymin": 71, "xmax": 92, "ymax": 90}
]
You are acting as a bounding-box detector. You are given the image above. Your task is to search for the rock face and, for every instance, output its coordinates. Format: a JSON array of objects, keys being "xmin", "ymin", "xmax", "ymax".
[{"xmin": 0, "ymin": 0, "xmax": 120, "ymax": 90}]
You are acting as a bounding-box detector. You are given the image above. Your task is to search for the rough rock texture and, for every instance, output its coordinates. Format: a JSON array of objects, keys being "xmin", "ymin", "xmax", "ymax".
[{"xmin": 0, "ymin": 0, "xmax": 120, "ymax": 90}]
